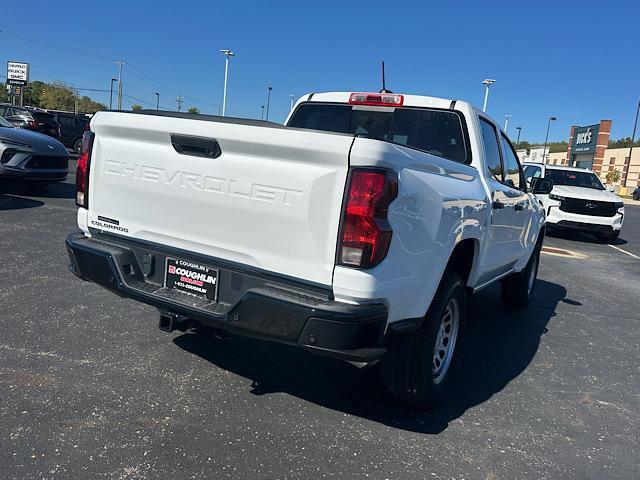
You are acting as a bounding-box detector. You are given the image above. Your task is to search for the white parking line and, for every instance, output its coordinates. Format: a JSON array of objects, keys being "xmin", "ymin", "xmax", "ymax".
[{"xmin": 608, "ymin": 244, "xmax": 640, "ymax": 259}]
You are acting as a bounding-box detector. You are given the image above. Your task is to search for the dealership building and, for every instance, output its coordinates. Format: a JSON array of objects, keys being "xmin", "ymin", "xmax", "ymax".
[{"xmin": 525, "ymin": 119, "xmax": 640, "ymax": 195}]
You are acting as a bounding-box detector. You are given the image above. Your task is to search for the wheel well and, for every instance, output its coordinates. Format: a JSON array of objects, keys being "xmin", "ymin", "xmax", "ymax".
[{"xmin": 446, "ymin": 239, "xmax": 477, "ymax": 286}]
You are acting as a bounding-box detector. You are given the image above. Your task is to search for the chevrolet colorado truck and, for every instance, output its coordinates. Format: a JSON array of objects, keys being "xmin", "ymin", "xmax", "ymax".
[{"xmin": 66, "ymin": 91, "xmax": 551, "ymax": 407}]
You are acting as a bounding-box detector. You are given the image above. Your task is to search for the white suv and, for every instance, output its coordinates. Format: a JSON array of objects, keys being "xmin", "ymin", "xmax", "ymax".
[{"xmin": 523, "ymin": 163, "xmax": 624, "ymax": 243}]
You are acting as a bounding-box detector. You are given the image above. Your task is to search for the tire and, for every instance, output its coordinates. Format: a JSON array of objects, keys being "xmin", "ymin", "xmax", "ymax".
[
  {"xmin": 596, "ymin": 231, "xmax": 619, "ymax": 244},
  {"xmin": 73, "ymin": 137, "xmax": 82, "ymax": 154},
  {"xmin": 380, "ymin": 270, "xmax": 466, "ymax": 409},
  {"xmin": 500, "ymin": 242, "xmax": 541, "ymax": 308}
]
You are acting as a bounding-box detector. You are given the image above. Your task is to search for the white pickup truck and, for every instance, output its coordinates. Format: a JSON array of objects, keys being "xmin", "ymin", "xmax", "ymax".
[{"xmin": 66, "ymin": 91, "xmax": 550, "ymax": 407}]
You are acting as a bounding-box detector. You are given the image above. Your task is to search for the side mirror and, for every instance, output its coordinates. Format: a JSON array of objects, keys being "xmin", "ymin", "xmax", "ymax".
[{"xmin": 530, "ymin": 177, "xmax": 553, "ymax": 195}]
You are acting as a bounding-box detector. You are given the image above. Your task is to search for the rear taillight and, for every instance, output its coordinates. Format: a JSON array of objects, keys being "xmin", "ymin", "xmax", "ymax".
[
  {"xmin": 28, "ymin": 120, "xmax": 38, "ymax": 129},
  {"xmin": 338, "ymin": 169, "xmax": 397, "ymax": 268},
  {"xmin": 76, "ymin": 131, "xmax": 95, "ymax": 208},
  {"xmin": 349, "ymin": 92, "xmax": 404, "ymax": 107}
]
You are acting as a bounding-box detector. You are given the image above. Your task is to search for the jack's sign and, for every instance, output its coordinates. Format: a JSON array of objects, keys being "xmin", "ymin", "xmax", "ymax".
[
  {"xmin": 6, "ymin": 61, "xmax": 29, "ymax": 86},
  {"xmin": 571, "ymin": 124, "xmax": 599, "ymax": 154}
]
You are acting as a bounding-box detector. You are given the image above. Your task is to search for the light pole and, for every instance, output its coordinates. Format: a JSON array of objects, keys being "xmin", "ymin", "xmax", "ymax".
[
  {"xmin": 220, "ymin": 49, "xmax": 235, "ymax": 116},
  {"xmin": 504, "ymin": 114, "xmax": 511, "ymax": 133},
  {"xmin": 109, "ymin": 78, "xmax": 117, "ymax": 110},
  {"xmin": 289, "ymin": 94, "xmax": 295, "ymax": 111},
  {"xmin": 515, "ymin": 127, "xmax": 522, "ymax": 148},
  {"xmin": 624, "ymin": 99, "xmax": 639, "ymax": 187},
  {"xmin": 542, "ymin": 116, "xmax": 556, "ymax": 164},
  {"xmin": 482, "ymin": 79, "xmax": 495, "ymax": 112},
  {"xmin": 265, "ymin": 86, "xmax": 273, "ymax": 121}
]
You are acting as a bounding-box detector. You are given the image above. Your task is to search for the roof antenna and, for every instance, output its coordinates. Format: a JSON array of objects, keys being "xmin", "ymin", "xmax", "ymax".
[{"xmin": 380, "ymin": 61, "xmax": 392, "ymax": 93}]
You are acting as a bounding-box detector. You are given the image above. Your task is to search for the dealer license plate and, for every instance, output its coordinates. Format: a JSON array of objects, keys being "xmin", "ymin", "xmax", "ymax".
[{"xmin": 164, "ymin": 258, "xmax": 218, "ymax": 301}]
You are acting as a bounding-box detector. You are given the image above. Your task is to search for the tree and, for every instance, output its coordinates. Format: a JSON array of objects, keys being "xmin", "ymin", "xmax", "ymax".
[
  {"xmin": 78, "ymin": 96, "xmax": 106, "ymax": 114},
  {"xmin": 23, "ymin": 80, "xmax": 46, "ymax": 107},
  {"xmin": 609, "ymin": 137, "xmax": 640, "ymax": 148},
  {"xmin": 606, "ymin": 168, "xmax": 621, "ymax": 185},
  {"xmin": 0, "ymin": 83, "xmax": 8, "ymax": 103},
  {"xmin": 131, "ymin": 104, "xmax": 143, "ymax": 111},
  {"xmin": 187, "ymin": 106, "xmax": 200, "ymax": 114},
  {"xmin": 39, "ymin": 82, "xmax": 77, "ymax": 111}
]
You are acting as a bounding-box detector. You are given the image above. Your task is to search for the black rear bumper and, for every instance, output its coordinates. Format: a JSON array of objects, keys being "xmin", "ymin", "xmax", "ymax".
[{"xmin": 65, "ymin": 232, "xmax": 387, "ymax": 362}]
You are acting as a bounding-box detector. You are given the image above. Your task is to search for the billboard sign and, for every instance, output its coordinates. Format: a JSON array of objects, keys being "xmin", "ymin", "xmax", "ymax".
[
  {"xmin": 6, "ymin": 61, "xmax": 29, "ymax": 86},
  {"xmin": 571, "ymin": 124, "xmax": 599, "ymax": 154}
]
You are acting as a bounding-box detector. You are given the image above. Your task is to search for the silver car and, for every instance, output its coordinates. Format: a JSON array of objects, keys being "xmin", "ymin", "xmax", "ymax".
[{"xmin": 0, "ymin": 115, "xmax": 68, "ymax": 185}]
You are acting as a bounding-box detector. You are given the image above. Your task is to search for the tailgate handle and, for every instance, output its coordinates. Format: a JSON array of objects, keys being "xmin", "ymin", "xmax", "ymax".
[{"xmin": 171, "ymin": 134, "xmax": 222, "ymax": 159}]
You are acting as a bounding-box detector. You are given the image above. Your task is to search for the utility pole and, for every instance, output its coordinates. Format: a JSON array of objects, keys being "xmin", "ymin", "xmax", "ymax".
[
  {"xmin": 289, "ymin": 94, "xmax": 295, "ymax": 111},
  {"xmin": 176, "ymin": 96, "xmax": 183, "ymax": 112},
  {"xmin": 624, "ymin": 99, "xmax": 639, "ymax": 187},
  {"xmin": 116, "ymin": 60, "xmax": 124, "ymax": 110},
  {"xmin": 542, "ymin": 116, "xmax": 556, "ymax": 164},
  {"xmin": 109, "ymin": 78, "xmax": 116, "ymax": 109},
  {"xmin": 155, "ymin": 92, "xmax": 160, "ymax": 111},
  {"xmin": 482, "ymin": 79, "xmax": 495, "ymax": 112},
  {"xmin": 504, "ymin": 114, "xmax": 511, "ymax": 133},
  {"xmin": 265, "ymin": 86, "xmax": 273, "ymax": 121},
  {"xmin": 74, "ymin": 88, "xmax": 79, "ymax": 115},
  {"xmin": 261, "ymin": 105, "xmax": 264, "ymax": 120},
  {"xmin": 515, "ymin": 127, "xmax": 522, "ymax": 149}
]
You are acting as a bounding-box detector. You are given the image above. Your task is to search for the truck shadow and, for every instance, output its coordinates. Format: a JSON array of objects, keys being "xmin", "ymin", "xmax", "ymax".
[
  {"xmin": 0, "ymin": 194, "xmax": 45, "ymax": 210},
  {"xmin": 0, "ymin": 180, "xmax": 76, "ymax": 200},
  {"xmin": 546, "ymin": 228, "xmax": 628, "ymax": 246},
  {"xmin": 173, "ymin": 279, "xmax": 567, "ymax": 434}
]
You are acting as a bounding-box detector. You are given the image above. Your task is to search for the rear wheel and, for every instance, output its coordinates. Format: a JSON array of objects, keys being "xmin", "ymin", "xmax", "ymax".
[
  {"xmin": 596, "ymin": 231, "xmax": 619, "ymax": 244},
  {"xmin": 501, "ymin": 242, "xmax": 541, "ymax": 308},
  {"xmin": 380, "ymin": 270, "xmax": 466, "ymax": 409}
]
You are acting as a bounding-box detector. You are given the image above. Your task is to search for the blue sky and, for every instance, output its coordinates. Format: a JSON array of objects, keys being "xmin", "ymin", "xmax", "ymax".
[{"xmin": 2, "ymin": 0, "xmax": 638, "ymax": 142}]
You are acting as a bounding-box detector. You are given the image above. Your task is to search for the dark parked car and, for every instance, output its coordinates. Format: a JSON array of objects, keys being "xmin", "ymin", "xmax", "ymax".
[
  {"xmin": 0, "ymin": 104, "xmax": 61, "ymax": 140},
  {"xmin": 633, "ymin": 186, "xmax": 640, "ymax": 201},
  {"xmin": 49, "ymin": 112, "xmax": 90, "ymax": 153},
  {"xmin": 0, "ymin": 115, "xmax": 68, "ymax": 185}
]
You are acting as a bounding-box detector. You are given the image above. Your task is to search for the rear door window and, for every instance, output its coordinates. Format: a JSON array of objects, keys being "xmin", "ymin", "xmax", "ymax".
[
  {"xmin": 288, "ymin": 103, "xmax": 469, "ymax": 164},
  {"xmin": 500, "ymin": 134, "xmax": 524, "ymax": 189},
  {"xmin": 479, "ymin": 118, "xmax": 502, "ymax": 180}
]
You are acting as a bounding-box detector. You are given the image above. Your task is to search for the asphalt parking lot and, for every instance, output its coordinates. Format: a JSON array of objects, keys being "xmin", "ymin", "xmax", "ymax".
[{"xmin": 1, "ymin": 162, "xmax": 639, "ymax": 480}]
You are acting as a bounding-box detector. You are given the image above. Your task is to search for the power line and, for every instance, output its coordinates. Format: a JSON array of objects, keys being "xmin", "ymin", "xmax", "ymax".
[{"xmin": 0, "ymin": 25, "xmax": 118, "ymax": 62}]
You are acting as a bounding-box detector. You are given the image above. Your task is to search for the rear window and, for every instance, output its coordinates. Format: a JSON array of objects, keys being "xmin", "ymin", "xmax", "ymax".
[
  {"xmin": 31, "ymin": 111, "xmax": 55, "ymax": 121},
  {"xmin": 287, "ymin": 103, "xmax": 469, "ymax": 164}
]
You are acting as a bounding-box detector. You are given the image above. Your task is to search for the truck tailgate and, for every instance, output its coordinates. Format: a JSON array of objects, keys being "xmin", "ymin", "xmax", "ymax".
[{"xmin": 86, "ymin": 112, "xmax": 354, "ymax": 286}]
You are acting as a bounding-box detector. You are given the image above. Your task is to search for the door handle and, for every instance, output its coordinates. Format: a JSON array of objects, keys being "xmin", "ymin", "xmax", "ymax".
[
  {"xmin": 171, "ymin": 134, "xmax": 222, "ymax": 159},
  {"xmin": 514, "ymin": 203, "xmax": 525, "ymax": 211},
  {"xmin": 492, "ymin": 200, "xmax": 505, "ymax": 209}
]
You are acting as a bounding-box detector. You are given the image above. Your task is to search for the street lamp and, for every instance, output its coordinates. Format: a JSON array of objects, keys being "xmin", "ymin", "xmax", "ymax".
[
  {"xmin": 289, "ymin": 94, "xmax": 295, "ymax": 111},
  {"xmin": 220, "ymin": 49, "xmax": 235, "ymax": 117},
  {"xmin": 515, "ymin": 127, "xmax": 522, "ymax": 148},
  {"xmin": 154, "ymin": 92, "xmax": 159, "ymax": 111},
  {"xmin": 624, "ymin": 99, "xmax": 639, "ymax": 186},
  {"xmin": 482, "ymin": 79, "xmax": 495, "ymax": 112},
  {"xmin": 109, "ymin": 78, "xmax": 117, "ymax": 110},
  {"xmin": 261, "ymin": 105, "xmax": 265, "ymax": 120},
  {"xmin": 504, "ymin": 114, "xmax": 511, "ymax": 133},
  {"xmin": 265, "ymin": 86, "xmax": 273, "ymax": 121},
  {"xmin": 542, "ymin": 116, "xmax": 557, "ymax": 164}
]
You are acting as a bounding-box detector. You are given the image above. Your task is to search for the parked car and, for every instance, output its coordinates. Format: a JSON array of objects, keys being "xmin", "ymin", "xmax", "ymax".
[
  {"xmin": 48, "ymin": 111, "xmax": 90, "ymax": 153},
  {"xmin": 66, "ymin": 91, "xmax": 550, "ymax": 408},
  {"xmin": 523, "ymin": 162, "xmax": 624, "ymax": 243},
  {"xmin": 0, "ymin": 104, "xmax": 61, "ymax": 140},
  {"xmin": 0, "ymin": 115, "xmax": 68, "ymax": 185},
  {"xmin": 633, "ymin": 186, "xmax": 640, "ymax": 201}
]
